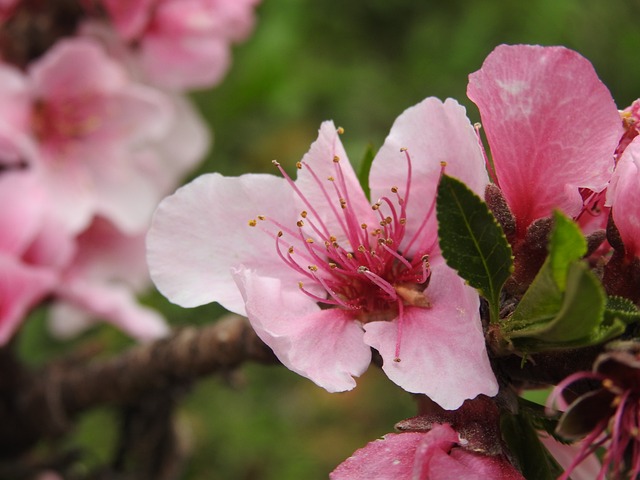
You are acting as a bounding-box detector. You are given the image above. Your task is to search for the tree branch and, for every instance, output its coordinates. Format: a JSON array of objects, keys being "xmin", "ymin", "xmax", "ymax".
[{"xmin": 1, "ymin": 314, "xmax": 278, "ymax": 458}]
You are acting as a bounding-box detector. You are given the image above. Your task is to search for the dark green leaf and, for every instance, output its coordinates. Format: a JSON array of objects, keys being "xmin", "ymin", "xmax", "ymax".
[{"xmin": 436, "ymin": 175, "xmax": 513, "ymax": 323}]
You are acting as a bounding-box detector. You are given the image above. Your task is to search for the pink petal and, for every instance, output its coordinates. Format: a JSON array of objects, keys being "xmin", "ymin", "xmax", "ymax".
[
  {"xmin": 29, "ymin": 38, "xmax": 128, "ymax": 99},
  {"xmin": 607, "ymin": 136, "xmax": 640, "ymax": 257},
  {"xmin": 363, "ymin": 261, "xmax": 497, "ymax": 409},
  {"xmin": 295, "ymin": 121, "xmax": 377, "ymax": 244},
  {"xmin": 0, "ymin": 255, "xmax": 56, "ymax": 345},
  {"xmin": 52, "ymin": 280, "xmax": 168, "ymax": 341},
  {"xmin": 0, "ymin": 62, "xmax": 31, "ymax": 134},
  {"xmin": 101, "ymin": 0, "xmax": 154, "ymax": 40},
  {"xmin": 539, "ymin": 434, "xmax": 601, "ymax": 480},
  {"xmin": 330, "ymin": 432, "xmax": 432, "ymax": 480},
  {"xmin": 140, "ymin": 33, "xmax": 230, "ymax": 90},
  {"xmin": 234, "ymin": 267, "xmax": 371, "ymax": 392},
  {"xmin": 0, "ymin": 169, "xmax": 46, "ymax": 256},
  {"xmin": 467, "ymin": 45, "xmax": 622, "ymax": 230},
  {"xmin": 147, "ymin": 172, "xmax": 299, "ymax": 313},
  {"xmin": 370, "ymin": 97, "xmax": 488, "ymax": 257}
]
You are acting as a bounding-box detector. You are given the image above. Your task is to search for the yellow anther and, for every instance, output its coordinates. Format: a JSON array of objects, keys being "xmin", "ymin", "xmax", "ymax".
[
  {"xmin": 248, "ymin": 219, "xmax": 257, "ymax": 227},
  {"xmin": 399, "ymin": 147, "xmax": 407, "ymax": 152},
  {"xmin": 385, "ymin": 239, "xmax": 393, "ymax": 245},
  {"xmin": 391, "ymin": 186, "xmax": 398, "ymax": 193},
  {"xmin": 272, "ymin": 160, "xmax": 280, "ymax": 166},
  {"xmin": 298, "ymin": 281, "xmax": 304, "ymax": 288},
  {"xmin": 329, "ymin": 262, "xmax": 337, "ymax": 269},
  {"xmin": 329, "ymin": 236, "xmax": 337, "ymax": 242},
  {"xmin": 308, "ymin": 265, "xmax": 318, "ymax": 272},
  {"xmin": 296, "ymin": 162, "xmax": 302, "ymax": 169},
  {"xmin": 357, "ymin": 245, "xmax": 366, "ymax": 253},
  {"xmin": 277, "ymin": 231, "xmax": 283, "ymax": 237},
  {"xmin": 257, "ymin": 215, "xmax": 266, "ymax": 221},
  {"xmin": 337, "ymin": 126, "xmax": 344, "ymax": 134},
  {"xmin": 306, "ymin": 238, "xmax": 314, "ymax": 243},
  {"xmin": 385, "ymin": 217, "xmax": 392, "ymax": 224},
  {"xmin": 327, "ymin": 176, "xmax": 335, "ymax": 182},
  {"xmin": 297, "ymin": 220, "xmax": 305, "ymax": 227},
  {"xmin": 440, "ymin": 161, "xmax": 447, "ymax": 167},
  {"xmin": 288, "ymin": 246, "xmax": 294, "ymax": 254},
  {"xmin": 300, "ymin": 211, "xmax": 308, "ymax": 218},
  {"xmin": 361, "ymin": 223, "xmax": 368, "ymax": 230},
  {"xmin": 346, "ymin": 253, "xmax": 354, "ymax": 259},
  {"xmin": 333, "ymin": 155, "xmax": 340, "ymax": 163},
  {"xmin": 399, "ymin": 218, "xmax": 406, "ymax": 225}
]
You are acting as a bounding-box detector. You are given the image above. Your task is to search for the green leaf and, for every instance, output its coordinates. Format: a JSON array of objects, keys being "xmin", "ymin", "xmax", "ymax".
[
  {"xmin": 436, "ymin": 175, "xmax": 513, "ymax": 323},
  {"xmin": 605, "ymin": 295, "xmax": 640, "ymax": 325},
  {"xmin": 357, "ymin": 143, "xmax": 376, "ymax": 201},
  {"xmin": 548, "ymin": 211, "xmax": 587, "ymax": 292},
  {"xmin": 500, "ymin": 412, "xmax": 563, "ymax": 480},
  {"xmin": 504, "ymin": 261, "xmax": 624, "ymax": 352}
]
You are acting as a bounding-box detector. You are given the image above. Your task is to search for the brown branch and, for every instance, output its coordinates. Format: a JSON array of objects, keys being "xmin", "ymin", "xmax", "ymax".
[{"xmin": 2, "ymin": 314, "xmax": 278, "ymax": 459}]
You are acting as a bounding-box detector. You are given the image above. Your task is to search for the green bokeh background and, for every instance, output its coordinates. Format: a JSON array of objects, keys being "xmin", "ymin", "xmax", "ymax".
[{"xmin": 18, "ymin": 1, "xmax": 640, "ymax": 478}]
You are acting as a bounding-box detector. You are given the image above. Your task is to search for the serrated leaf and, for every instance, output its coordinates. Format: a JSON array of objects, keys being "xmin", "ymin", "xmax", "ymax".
[
  {"xmin": 501, "ymin": 412, "xmax": 563, "ymax": 480},
  {"xmin": 358, "ymin": 143, "xmax": 375, "ymax": 201},
  {"xmin": 436, "ymin": 175, "xmax": 513, "ymax": 323},
  {"xmin": 605, "ymin": 295, "xmax": 640, "ymax": 325},
  {"xmin": 549, "ymin": 211, "xmax": 587, "ymax": 292}
]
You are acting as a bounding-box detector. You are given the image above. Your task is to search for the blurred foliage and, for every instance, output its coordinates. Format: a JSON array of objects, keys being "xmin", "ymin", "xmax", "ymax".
[{"xmin": 18, "ymin": 0, "xmax": 640, "ymax": 478}]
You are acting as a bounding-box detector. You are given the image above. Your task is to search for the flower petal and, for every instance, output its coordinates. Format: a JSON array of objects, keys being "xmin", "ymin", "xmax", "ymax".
[
  {"xmin": 607, "ymin": 136, "xmax": 640, "ymax": 257},
  {"xmin": 295, "ymin": 121, "xmax": 376, "ymax": 244},
  {"xmin": 363, "ymin": 261, "xmax": 497, "ymax": 409},
  {"xmin": 467, "ymin": 45, "xmax": 622, "ymax": 229},
  {"xmin": 234, "ymin": 267, "xmax": 371, "ymax": 392},
  {"xmin": 370, "ymin": 97, "xmax": 488, "ymax": 256},
  {"xmin": 147, "ymin": 172, "xmax": 298, "ymax": 312}
]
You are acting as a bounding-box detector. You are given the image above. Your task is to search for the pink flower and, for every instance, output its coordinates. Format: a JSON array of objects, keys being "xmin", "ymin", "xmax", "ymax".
[
  {"xmin": 538, "ymin": 434, "xmax": 601, "ymax": 480},
  {"xmin": 99, "ymin": 0, "xmax": 260, "ymax": 90},
  {"xmin": 49, "ymin": 216, "xmax": 168, "ymax": 341},
  {"xmin": 0, "ymin": 159, "xmax": 57, "ymax": 344},
  {"xmin": 330, "ymin": 424, "xmax": 524, "ymax": 480},
  {"xmin": 548, "ymin": 341, "xmax": 640, "ymax": 479},
  {"xmin": 148, "ymin": 98, "xmax": 498, "ymax": 408},
  {"xmin": 25, "ymin": 37, "xmax": 172, "ymax": 234},
  {"xmin": 467, "ymin": 45, "xmax": 623, "ymax": 239}
]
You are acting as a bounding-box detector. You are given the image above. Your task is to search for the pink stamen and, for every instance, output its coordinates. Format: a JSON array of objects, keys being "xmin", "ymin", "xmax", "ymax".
[{"xmin": 394, "ymin": 299, "xmax": 405, "ymax": 362}]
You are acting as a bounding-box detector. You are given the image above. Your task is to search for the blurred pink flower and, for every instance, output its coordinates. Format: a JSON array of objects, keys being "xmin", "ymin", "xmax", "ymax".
[
  {"xmin": 330, "ymin": 424, "xmax": 524, "ymax": 480},
  {"xmin": 25, "ymin": 37, "xmax": 172, "ymax": 234},
  {"xmin": 0, "ymin": 160, "xmax": 57, "ymax": 344},
  {"xmin": 49, "ymin": 216, "xmax": 168, "ymax": 341},
  {"xmin": 100, "ymin": 0, "xmax": 260, "ymax": 90},
  {"xmin": 467, "ymin": 45, "xmax": 623, "ymax": 239},
  {"xmin": 148, "ymin": 98, "xmax": 498, "ymax": 408}
]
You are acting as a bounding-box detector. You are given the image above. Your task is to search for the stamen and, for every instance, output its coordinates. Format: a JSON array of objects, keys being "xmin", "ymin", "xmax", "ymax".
[{"xmin": 394, "ymin": 300, "xmax": 405, "ymax": 362}]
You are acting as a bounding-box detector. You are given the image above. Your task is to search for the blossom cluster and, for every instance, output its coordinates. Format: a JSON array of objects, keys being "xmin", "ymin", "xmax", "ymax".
[
  {"xmin": 148, "ymin": 44, "xmax": 640, "ymax": 478},
  {"xmin": 0, "ymin": 1, "xmax": 260, "ymax": 343}
]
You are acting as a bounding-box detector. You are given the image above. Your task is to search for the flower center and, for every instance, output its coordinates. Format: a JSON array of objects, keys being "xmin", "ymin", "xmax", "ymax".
[{"xmin": 249, "ymin": 137, "xmax": 444, "ymax": 362}]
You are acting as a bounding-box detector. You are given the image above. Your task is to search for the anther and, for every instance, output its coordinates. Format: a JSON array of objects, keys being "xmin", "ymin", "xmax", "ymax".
[
  {"xmin": 333, "ymin": 155, "xmax": 340, "ymax": 163},
  {"xmin": 257, "ymin": 215, "xmax": 266, "ymax": 221},
  {"xmin": 297, "ymin": 220, "xmax": 304, "ymax": 227},
  {"xmin": 391, "ymin": 186, "xmax": 398, "ymax": 193},
  {"xmin": 277, "ymin": 231, "xmax": 283, "ymax": 237},
  {"xmin": 361, "ymin": 223, "xmax": 367, "ymax": 229},
  {"xmin": 358, "ymin": 266, "xmax": 369, "ymax": 273},
  {"xmin": 327, "ymin": 176, "xmax": 335, "ymax": 182},
  {"xmin": 400, "ymin": 147, "xmax": 407, "ymax": 152},
  {"xmin": 329, "ymin": 262, "xmax": 337, "ymax": 269},
  {"xmin": 399, "ymin": 218, "xmax": 406, "ymax": 225},
  {"xmin": 248, "ymin": 219, "xmax": 257, "ymax": 227},
  {"xmin": 288, "ymin": 246, "xmax": 294, "ymax": 254},
  {"xmin": 306, "ymin": 238, "xmax": 314, "ymax": 243},
  {"xmin": 394, "ymin": 357, "xmax": 401, "ymax": 363},
  {"xmin": 272, "ymin": 160, "xmax": 280, "ymax": 166},
  {"xmin": 296, "ymin": 162, "xmax": 302, "ymax": 169},
  {"xmin": 357, "ymin": 245, "xmax": 366, "ymax": 253},
  {"xmin": 308, "ymin": 265, "xmax": 318, "ymax": 272},
  {"xmin": 337, "ymin": 127, "xmax": 344, "ymax": 134},
  {"xmin": 440, "ymin": 161, "xmax": 447, "ymax": 168},
  {"xmin": 300, "ymin": 211, "xmax": 308, "ymax": 218}
]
